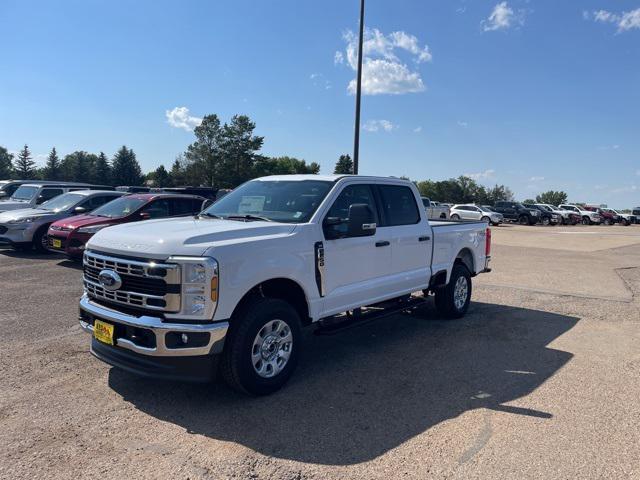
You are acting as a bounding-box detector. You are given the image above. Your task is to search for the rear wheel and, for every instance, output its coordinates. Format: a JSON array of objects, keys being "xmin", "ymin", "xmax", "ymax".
[
  {"xmin": 33, "ymin": 225, "xmax": 51, "ymax": 253},
  {"xmin": 220, "ymin": 297, "xmax": 301, "ymax": 395},
  {"xmin": 518, "ymin": 215, "xmax": 529, "ymax": 225},
  {"xmin": 435, "ymin": 264, "xmax": 472, "ymax": 319},
  {"xmin": 542, "ymin": 217, "xmax": 550, "ymax": 226},
  {"xmin": 582, "ymin": 216, "xmax": 590, "ymax": 225}
]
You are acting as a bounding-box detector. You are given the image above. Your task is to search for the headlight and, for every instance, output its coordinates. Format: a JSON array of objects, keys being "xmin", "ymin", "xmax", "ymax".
[
  {"xmin": 77, "ymin": 224, "xmax": 110, "ymax": 234},
  {"xmin": 168, "ymin": 256, "xmax": 219, "ymax": 318},
  {"xmin": 7, "ymin": 216, "xmax": 37, "ymax": 224}
]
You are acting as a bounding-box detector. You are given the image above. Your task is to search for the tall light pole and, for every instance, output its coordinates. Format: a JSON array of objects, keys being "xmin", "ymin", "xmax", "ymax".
[{"xmin": 352, "ymin": 0, "xmax": 365, "ymax": 175}]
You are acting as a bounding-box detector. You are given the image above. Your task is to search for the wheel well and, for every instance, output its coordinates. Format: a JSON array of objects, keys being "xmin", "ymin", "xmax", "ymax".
[
  {"xmin": 455, "ymin": 248, "xmax": 474, "ymax": 275},
  {"xmin": 233, "ymin": 278, "xmax": 311, "ymax": 326}
]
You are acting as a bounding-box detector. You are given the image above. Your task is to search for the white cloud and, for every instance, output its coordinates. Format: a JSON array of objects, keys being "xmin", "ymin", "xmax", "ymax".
[
  {"xmin": 465, "ymin": 169, "xmax": 496, "ymax": 180},
  {"xmin": 481, "ymin": 2, "xmax": 525, "ymax": 32},
  {"xmin": 457, "ymin": 120, "xmax": 469, "ymax": 127},
  {"xmin": 166, "ymin": 106, "xmax": 202, "ymax": 131},
  {"xmin": 529, "ymin": 176, "xmax": 545, "ymax": 182},
  {"xmin": 337, "ymin": 28, "xmax": 431, "ymax": 95},
  {"xmin": 363, "ymin": 119, "xmax": 397, "ymax": 132},
  {"xmin": 636, "ymin": 169, "xmax": 640, "ymax": 176},
  {"xmin": 413, "ymin": 126, "xmax": 423, "ymax": 133},
  {"xmin": 586, "ymin": 8, "xmax": 640, "ymax": 32},
  {"xmin": 612, "ymin": 185, "xmax": 638, "ymax": 194},
  {"xmin": 310, "ymin": 73, "xmax": 331, "ymax": 90}
]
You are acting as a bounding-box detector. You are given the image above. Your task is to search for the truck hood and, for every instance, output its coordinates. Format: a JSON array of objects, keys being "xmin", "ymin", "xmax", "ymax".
[
  {"xmin": 0, "ymin": 208, "xmax": 56, "ymax": 222},
  {"xmin": 0, "ymin": 200, "xmax": 33, "ymax": 212},
  {"xmin": 86, "ymin": 216, "xmax": 297, "ymax": 259}
]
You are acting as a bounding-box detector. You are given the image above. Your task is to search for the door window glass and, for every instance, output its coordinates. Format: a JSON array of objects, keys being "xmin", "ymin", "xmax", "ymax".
[{"xmin": 378, "ymin": 185, "xmax": 420, "ymax": 226}]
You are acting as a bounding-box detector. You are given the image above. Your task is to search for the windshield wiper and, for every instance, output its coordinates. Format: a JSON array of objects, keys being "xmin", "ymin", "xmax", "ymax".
[
  {"xmin": 198, "ymin": 212, "xmax": 222, "ymax": 219},
  {"xmin": 225, "ymin": 214, "xmax": 273, "ymax": 222}
]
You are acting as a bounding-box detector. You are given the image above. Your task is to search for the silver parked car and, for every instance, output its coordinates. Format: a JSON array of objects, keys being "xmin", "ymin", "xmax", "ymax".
[
  {"xmin": 450, "ymin": 204, "xmax": 503, "ymax": 226},
  {"xmin": 0, "ymin": 190, "xmax": 124, "ymax": 252}
]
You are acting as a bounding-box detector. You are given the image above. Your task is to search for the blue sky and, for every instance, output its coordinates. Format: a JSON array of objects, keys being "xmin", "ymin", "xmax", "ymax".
[{"xmin": 1, "ymin": 0, "xmax": 639, "ymax": 207}]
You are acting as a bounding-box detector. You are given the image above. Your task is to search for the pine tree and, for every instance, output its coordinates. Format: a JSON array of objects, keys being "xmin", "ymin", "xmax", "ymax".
[
  {"xmin": 111, "ymin": 146, "xmax": 144, "ymax": 186},
  {"xmin": 333, "ymin": 154, "xmax": 353, "ymax": 174},
  {"xmin": 43, "ymin": 147, "xmax": 61, "ymax": 180},
  {"xmin": 150, "ymin": 165, "xmax": 172, "ymax": 187},
  {"xmin": 95, "ymin": 152, "xmax": 112, "ymax": 185},
  {"xmin": 0, "ymin": 146, "xmax": 14, "ymax": 179},
  {"xmin": 14, "ymin": 144, "xmax": 36, "ymax": 179}
]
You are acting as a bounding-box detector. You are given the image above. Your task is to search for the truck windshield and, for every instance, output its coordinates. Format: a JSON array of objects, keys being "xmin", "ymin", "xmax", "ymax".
[
  {"xmin": 10, "ymin": 185, "xmax": 38, "ymax": 201},
  {"xmin": 91, "ymin": 196, "xmax": 147, "ymax": 218},
  {"xmin": 38, "ymin": 193, "xmax": 84, "ymax": 212},
  {"xmin": 204, "ymin": 180, "xmax": 333, "ymax": 223}
]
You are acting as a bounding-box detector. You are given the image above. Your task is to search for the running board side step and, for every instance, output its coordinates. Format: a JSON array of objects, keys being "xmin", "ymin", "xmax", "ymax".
[{"xmin": 314, "ymin": 294, "xmax": 429, "ymax": 336}]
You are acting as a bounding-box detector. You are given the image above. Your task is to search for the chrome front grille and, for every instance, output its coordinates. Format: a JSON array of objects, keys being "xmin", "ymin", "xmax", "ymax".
[{"xmin": 83, "ymin": 251, "xmax": 181, "ymax": 312}]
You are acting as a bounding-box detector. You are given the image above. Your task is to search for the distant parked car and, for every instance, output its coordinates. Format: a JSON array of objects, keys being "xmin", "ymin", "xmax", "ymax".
[
  {"xmin": 583, "ymin": 206, "xmax": 618, "ymax": 225},
  {"xmin": 161, "ymin": 186, "xmax": 217, "ymax": 200},
  {"xmin": 493, "ymin": 201, "xmax": 540, "ymax": 225},
  {"xmin": 47, "ymin": 193, "xmax": 207, "ymax": 259},
  {"xmin": 450, "ymin": 204, "xmax": 503, "ymax": 226},
  {"xmin": 116, "ymin": 186, "xmax": 151, "ymax": 193},
  {"xmin": 558, "ymin": 204, "xmax": 602, "ymax": 225},
  {"xmin": 421, "ymin": 197, "xmax": 450, "ymax": 220},
  {"xmin": 602, "ymin": 208, "xmax": 636, "ymax": 225},
  {"xmin": 523, "ymin": 203, "xmax": 560, "ymax": 226},
  {"xmin": 0, "ymin": 180, "xmax": 67, "ymax": 199},
  {"xmin": 535, "ymin": 204, "xmax": 580, "ymax": 225},
  {"xmin": 0, "ymin": 182, "xmax": 113, "ymax": 213},
  {"xmin": 0, "ymin": 190, "xmax": 124, "ymax": 252}
]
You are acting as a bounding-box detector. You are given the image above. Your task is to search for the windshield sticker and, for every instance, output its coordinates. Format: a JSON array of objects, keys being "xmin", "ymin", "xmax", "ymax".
[{"xmin": 238, "ymin": 196, "xmax": 265, "ymax": 213}]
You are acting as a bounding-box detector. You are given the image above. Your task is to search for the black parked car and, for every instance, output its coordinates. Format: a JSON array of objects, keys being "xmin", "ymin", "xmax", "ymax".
[
  {"xmin": 523, "ymin": 203, "xmax": 560, "ymax": 226},
  {"xmin": 493, "ymin": 201, "xmax": 541, "ymax": 225}
]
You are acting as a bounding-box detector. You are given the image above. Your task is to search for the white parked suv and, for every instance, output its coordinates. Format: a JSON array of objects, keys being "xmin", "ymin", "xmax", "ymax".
[
  {"xmin": 450, "ymin": 204, "xmax": 503, "ymax": 226},
  {"xmin": 558, "ymin": 204, "xmax": 602, "ymax": 225},
  {"xmin": 78, "ymin": 175, "xmax": 492, "ymax": 395},
  {"xmin": 0, "ymin": 182, "xmax": 109, "ymax": 213}
]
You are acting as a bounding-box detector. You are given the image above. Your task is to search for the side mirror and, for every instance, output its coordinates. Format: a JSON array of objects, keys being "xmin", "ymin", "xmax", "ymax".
[
  {"xmin": 347, "ymin": 203, "xmax": 376, "ymax": 237},
  {"xmin": 139, "ymin": 211, "xmax": 151, "ymax": 220},
  {"xmin": 74, "ymin": 206, "xmax": 86, "ymax": 214}
]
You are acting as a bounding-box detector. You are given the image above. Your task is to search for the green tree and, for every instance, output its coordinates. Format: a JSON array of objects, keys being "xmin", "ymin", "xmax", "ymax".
[
  {"xmin": 14, "ymin": 144, "xmax": 36, "ymax": 179},
  {"xmin": 536, "ymin": 190, "xmax": 567, "ymax": 206},
  {"xmin": 0, "ymin": 146, "xmax": 13, "ymax": 179},
  {"xmin": 523, "ymin": 198, "xmax": 536, "ymax": 205},
  {"xmin": 149, "ymin": 164, "xmax": 172, "ymax": 187},
  {"xmin": 485, "ymin": 184, "xmax": 514, "ymax": 204},
  {"xmin": 185, "ymin": 114, "xmax": 224, "ymax": 187},
  {"xmin": 111, "ymin": 146, "xmax": 143, "ymax": 186},
  {"xmin": 169, "ymin": 156, "xmax": 187, "ymax": 186},
  {"xmin": 60, "ymin": 151, "xmax": 98, "ymax": 183},
  {"xmin": 218, "ymin": 115, "xmax": 264, "ymax": 188},
  {"xmin": 42, "ymin": 147, "xmax": 62, "ymax": 180},
  {"xmin": 333, "ymin": 154, "xmax": 353, "ymax": 174},
  {"xmin": 253, "ymin": 156, "xmax": 320, "ymax": 176},
  {"xmin": 94, "ymin": 152, "xmax": 111, "ymax": 185}
]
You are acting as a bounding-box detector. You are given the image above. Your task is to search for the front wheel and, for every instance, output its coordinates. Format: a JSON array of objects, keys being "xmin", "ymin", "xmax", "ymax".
[
  {"xmin": 33, "ymin": 225, "xmax": 51, "ymax": 253},
  {"xmin": 481, "ymin": 216, "xmax": 490, "ymax": 223},
  {"xmin": 220, "ymin": 297, "xmax": 301, "ymax": 395},
  {"xmin": 582, "ymin": 216, "xmax": 590, "ymax": 225},
  {"xmin": 518, "ymin": 215, "xmax": 529, "ymax": 225},
  {"xmin": 435, "ymin": 264, "xmax": 472, "ymax": 319},
  {"xmin": 542, "ymin": 217, "xmax": 550, "ymax": 226},
  {"xmin": 450, "ymin": 214, "xmax": 460, "ymax": 221}
]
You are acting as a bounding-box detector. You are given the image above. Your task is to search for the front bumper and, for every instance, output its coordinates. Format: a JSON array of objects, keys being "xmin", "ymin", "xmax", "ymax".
[
  {"xmin": 47, "ymin": 230, "xmax": 88, "ymax": 257},
  {"xmin": 79, "ymin": 295, "xmax": 229, "ymax": 360},
  {"xmin": 0, "ymin": 223, "xmax": 38, "ymax": 245}
]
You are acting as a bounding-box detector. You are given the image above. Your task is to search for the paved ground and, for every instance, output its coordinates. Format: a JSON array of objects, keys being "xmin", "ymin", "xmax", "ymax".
[{"xmin": 1, "ymin": 225, "xmax": 639, "ymax": 479}]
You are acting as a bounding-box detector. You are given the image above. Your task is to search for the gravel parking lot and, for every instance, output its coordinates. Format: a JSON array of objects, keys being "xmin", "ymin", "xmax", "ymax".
[{"xmin": 1, "ymin": 224, "xmax": 639, "ymax": 480}]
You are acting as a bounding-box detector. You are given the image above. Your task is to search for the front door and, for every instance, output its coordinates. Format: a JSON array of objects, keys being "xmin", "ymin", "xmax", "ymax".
[{"xmin": 320, "ymin": 183, "xmax": 392, "ymax": 316}]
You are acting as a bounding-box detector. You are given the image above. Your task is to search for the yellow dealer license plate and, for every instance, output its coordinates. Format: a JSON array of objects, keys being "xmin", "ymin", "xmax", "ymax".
[
  {"xmin": 52, "ymin": 238, "xmax": 62, "ymax": 248},
  {"xmin": 94, "ymin": 319, "xmax": 114, "ymax": 345}
]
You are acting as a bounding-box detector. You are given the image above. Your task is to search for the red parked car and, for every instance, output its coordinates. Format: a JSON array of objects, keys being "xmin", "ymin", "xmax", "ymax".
[
  {"xmin": 583, "ymin": 206, "xmax": 619, "ymax": 225},
  {"xmin": 47, "ymin": 193, "xmax": 207, "ymax": 258}
]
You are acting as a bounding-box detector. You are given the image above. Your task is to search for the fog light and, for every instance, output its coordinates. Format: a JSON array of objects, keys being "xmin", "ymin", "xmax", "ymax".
[{"xmin": 181, "ymin": 333, "xmax": 189, "ymax": 344}]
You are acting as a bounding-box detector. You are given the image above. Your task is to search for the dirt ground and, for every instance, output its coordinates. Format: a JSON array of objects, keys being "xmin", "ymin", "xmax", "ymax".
[{"xmin": 1, "ymin": 224, "xmax": 639, "ymax": 479}]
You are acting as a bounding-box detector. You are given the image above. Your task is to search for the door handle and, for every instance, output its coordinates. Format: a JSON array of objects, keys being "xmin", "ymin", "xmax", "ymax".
[
  {"xmin": 419, "ymin": 236, "xmax": 431, "ymax": 242},
  {"xmin": 375, "ymin": 241, "xmax": 390, "ymax": 247}
]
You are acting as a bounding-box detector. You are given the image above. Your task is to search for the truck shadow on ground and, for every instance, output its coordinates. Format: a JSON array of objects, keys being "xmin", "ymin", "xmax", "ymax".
[{"xmin": 108, "ymin": 301, "xmax": 578, "ymax": 466}]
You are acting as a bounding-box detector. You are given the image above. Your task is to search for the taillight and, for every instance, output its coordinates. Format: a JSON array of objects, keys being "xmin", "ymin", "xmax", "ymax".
[{"xmin": 485, "ymin": 227, "xmax": 492, "ymax": 256}]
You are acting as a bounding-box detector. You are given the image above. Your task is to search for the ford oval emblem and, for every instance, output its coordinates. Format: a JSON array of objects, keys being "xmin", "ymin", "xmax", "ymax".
[{"xmin": 98, "ymin": 270, "xmax": 122, "ymax": 291}]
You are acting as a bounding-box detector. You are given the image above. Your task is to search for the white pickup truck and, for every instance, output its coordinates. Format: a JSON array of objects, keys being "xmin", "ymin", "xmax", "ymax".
[{"xmin": 78, "ymin": 175, "xmax": 492, "ymax": 395}]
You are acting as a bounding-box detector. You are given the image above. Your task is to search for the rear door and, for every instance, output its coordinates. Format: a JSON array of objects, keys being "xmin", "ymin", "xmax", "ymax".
[
  {"xmin": 377, "ymin": 183, "xmax": 432, "ymax": 293},
  {"xmin": 36, "ymin": 188, "xmax": 63, "ymax": 205},
  {"xmin": 320, "ymin": 183, "xmax": 393, "ymax": 315}
]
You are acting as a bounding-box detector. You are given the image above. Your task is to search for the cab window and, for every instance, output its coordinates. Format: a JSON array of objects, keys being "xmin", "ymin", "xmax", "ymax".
[{"xmin": 378, "ymin": 185, "xmax": 420, "ymax": 226}]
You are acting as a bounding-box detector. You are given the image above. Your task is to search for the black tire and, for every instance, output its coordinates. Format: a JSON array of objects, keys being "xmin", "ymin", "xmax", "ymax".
[
  {"xmin": 220, "ymin": 297, "xmax": 301, "ymax": 395},
  {"xmin": 451, "ymin": 214, "xmax": 460, "ymax": 221},
  {"xmin": 518, "ymin": 215, "xmax": 529, "ymax": 225},
  {"xmin": 491, "ymin": 222, "xmax": 500, "ymax": 227},
  {"xmin": 542, "ymin": 217, "xmax": 550, "ymax": 226},
  {"xmin": 604, "ymin": 218, "xmax": 612, "ymax": 226},
  {"xmin": 434, "ymin": 264, "xmax": 472, "ymax": 319},
  {"xmin": 582, "ymin": 216, "xmax": 590, "ymax": 225},
  {"xmin": 33, "ymin": 225, "xmax": 51, "ymax": 253},
  {"xmin": 481, "ymin": 216, "xmax": 490, "ymax": 224}
]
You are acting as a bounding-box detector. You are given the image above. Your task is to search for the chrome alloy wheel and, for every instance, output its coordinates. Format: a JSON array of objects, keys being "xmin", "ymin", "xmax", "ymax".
[
  {"xmin": 251, "ymin": 319, "xmax": 293, "ymax": 378},
  {"xmin": 453, "ymin": 276, "xmax": 469, "ymax": 311}
]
